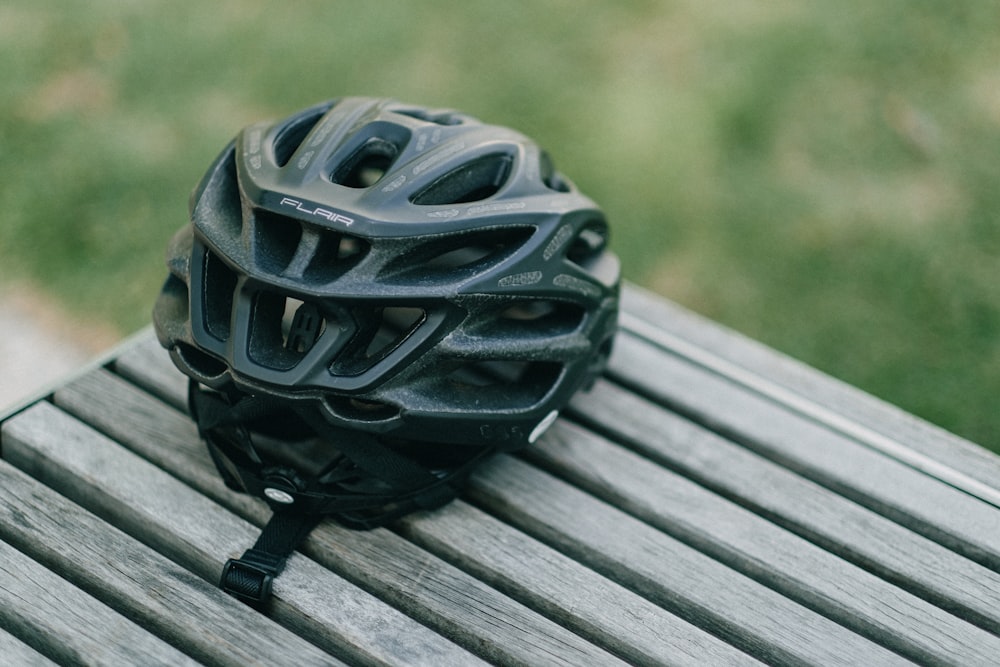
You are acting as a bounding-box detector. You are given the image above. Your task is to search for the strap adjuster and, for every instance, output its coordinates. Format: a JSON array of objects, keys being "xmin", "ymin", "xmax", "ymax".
[{"xmin": 220, "ymin": 550, "xmax": 283, "ymax": 603}]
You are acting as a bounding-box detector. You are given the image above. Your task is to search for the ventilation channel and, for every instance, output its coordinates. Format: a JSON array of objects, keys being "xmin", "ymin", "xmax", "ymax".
[
  {"xmin": 497, "ymin": 300, "xmax": 586, "ymax": 336},
  {"xmin": 383, "ymin": 227, "xmax": 534, "ymax": 282},
  {"xmin": 410, "ymin": 153, "xmax": 513, "ymax": 205},
  {"xmin": 252, "ymin": 209, "xmax": 303, "ymax": 275},
  {"xmin": 249, "ymin": 293, "xmax": 332, "ymax": 370},
  {"xmin": 302, "ymin": 228, "xmax": 370, "ymax": 283},
  {"xmin": 539, "ymin": 151, "xmax": 571, "ymax": 193},
  {"xmin": 332, "ymin": 138, "xmax": 401, "ymax": 188},
  {"xmin": 444, "ymin": 360, "xmax": 563, "ymax": 409},
  {"xmin": 273, "ymin": 108, "xmax": 326, "ymax": 167},
  {"xmin": 394, "ymin": 108, "xmax": 465, "ymax": 126},
  {"xmin": 330, "ymin": 306, "xmax": 425, "ymax": 376},
  {"xmin": 566, "ymin": 221, "xmax": 608, "ymax": 270},
  {"xmin": 202, "ymin": 250, "xmax": 238, "ymax": 342}
]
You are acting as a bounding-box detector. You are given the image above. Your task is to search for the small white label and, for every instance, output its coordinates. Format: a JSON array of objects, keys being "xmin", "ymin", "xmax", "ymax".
[
  {"xmin": 529, "ymin": 410, "xmax": 560, "ymax": 444},
  {"xmin": 264, "ymin": 488, "xmax": 295, "ymax": 504}
]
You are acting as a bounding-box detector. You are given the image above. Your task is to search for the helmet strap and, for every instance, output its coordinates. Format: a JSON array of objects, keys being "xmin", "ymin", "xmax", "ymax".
[{"xmin": 187, "ymin": 380, "xmax": 495, "ymax": 604}]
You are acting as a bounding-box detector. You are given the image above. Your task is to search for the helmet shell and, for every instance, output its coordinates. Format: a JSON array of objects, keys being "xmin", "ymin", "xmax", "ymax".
[{"xmin": 154, "ymin": 97, "xmax": 620, "ymax": 449}]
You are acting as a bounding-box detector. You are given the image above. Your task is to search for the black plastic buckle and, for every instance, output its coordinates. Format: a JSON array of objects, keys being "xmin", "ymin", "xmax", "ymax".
[{"xmin": 220, "ymin": 550, "xmax": 283, "ymax": 604}]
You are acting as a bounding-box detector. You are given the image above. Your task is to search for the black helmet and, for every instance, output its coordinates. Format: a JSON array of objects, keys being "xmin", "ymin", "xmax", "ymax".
[{"xmin": 153, "ymin": 97, "xmax": 619, "ymax": 602}]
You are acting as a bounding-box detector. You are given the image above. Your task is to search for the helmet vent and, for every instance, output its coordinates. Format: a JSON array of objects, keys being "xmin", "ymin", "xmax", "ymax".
[
  {"xmin": 302, "ymin": 229, "xmax": 370, "ymax": 282},
  {"xmin": 332, "ymin": 138, "xmax": 401, "ymax": 188},
  {"xmin": 410, "ymin": 153, "xmax": 513, "ymax": 205},
  {"xmin": 331, "ymin": 306, "xmax": 425, "ymax": 376},
  {"xmin": 249, "ymin": 292, "xmax": 332, "ymax": 370},
  {"xmin": 498, "ymin": 300, "xmax": 586, "ymax": 335},
  {"xmin": 365, "ymin": 307, "xmax": 425, "ymax": 358},
  {"xmin": 322, "ymin": 395, "xmax": 400, "ymax": 423},
  {"xmin": 394, "ymin": 108, "xmax": 464, "ymax": 126},
  {"xmin": 176, "ymin": 342, "xmax": 228, "ymax": 381},
  {"xmin": 202, "ymin": 249, "xmax": 238, "ymax": 342},
  {"xmin": 273, "ymin": 109, "xmax": 326, "ymax": 167},
  {"xmin": 253, "ymin": 209, "xmax": 303, "ymax": 275},
  {"xmin": 445, "ymin": 360, "xmax": 563, "ymax": 407},
  {"xmin": 384, "ymin": 227, "xmax": 534, "ymax": 281},
  {"xmin": 566, "ymin": 222, "xmax": 608, "ymax": 269},
  {"xmin": 540, "ymin": 152, "xmax": 571, "ymax": 193},
  {"xmin": 282, "ymin": 298, "xmax": 327, "ymax": 354}
]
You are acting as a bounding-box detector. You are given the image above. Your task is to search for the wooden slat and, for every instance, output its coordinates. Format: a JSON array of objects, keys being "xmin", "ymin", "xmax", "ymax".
[
  {"xmin": 395, "ymin": 500, "xmax": 762, "ymax": 667},
  {"xmin": 621, "ymin": 284, "xmax": 1000, "ymax": 497},
  {"xmin": 94, "ymin": 328, "xmax": 916, "ymax": 660},
  {"xmin": 466, "ymin": 456, "xmax": 911, "ymax": 666},
  {"xmin": 608, "ymin": 329, "xmax": 1000, "ymax": 569},
  {"xmin": 0, "ymin": 536, "xmax": 198, "ymax": 666},
  {"xmin": 60, "ymin": 370, "xmax": 759, "ymax": 666},
  {"xmin": 1, "ymin": 402, "xmax": 486, "ymax": 667},
  {"xmin": 53, "ymin": 369, "xmax": 640, "ymax": 666},
  {"xmin": 0, "ymin": 626, "xmax": 59, "ymax": 666},
  {"xmin": 525, "ymin": 418, "xmax": 1000, "ymax": 664},
  {"xmin": 0, "ymin": 458, "xmax": 342, "ymax": 667},
  {"xmin": 114, "ymin": 332, "xmax": 188, "ymax": 412},
  {"xmin": 568, "ymin": 379, "xmax": 1000, "ymax": 634}
]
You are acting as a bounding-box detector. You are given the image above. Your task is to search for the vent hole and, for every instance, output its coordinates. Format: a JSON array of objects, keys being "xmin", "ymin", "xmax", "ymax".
[
  {"xmin": 410, "ymin": 153, "xmax": 513, "ymax": 205},
  {"xmin": 176, "ymin": 342, "xmax": 228, "ymax": 380},
  {"xmin": 394, "ymin": 108, "xmax": 465, "ymax": 126},
  {"xmin": 322, "ymin": 395, "xmax": 400, "ymax": 423},
  {"xmin": 366, "ymin": 307, "xmax": 425, "ymax": 358},
  {"xmin": 332, "ymin": 138, "xmax": 400, "ymax": 188},
  {"xmin": 273, "ymin": 108, "xmax": 326, "ymax": 167},
  {"xmin": 382, "ymin": 227, "xmax": 534, "ymax": 282},
  {"xmin": 303, "ymin": 229, "xmax": 370, "ymax": 283},
  {"xmin": 331, "ymin": 306, "xmax": 425, "ymax": 376},
  {"xmin": 249, "ymin": 293, "xmax": 332, "ymax": 370},
  {"xmin": 427, "ymin": 245, "xmax": 493, "ymax": 270},
  {"xmin": 540, "ymin": 152, "xmax": 571, "ymax": 193},
  {"xmin": 444, "ymin": 360, "xmax": 564, "ymax": 408},
  {"xmin": 566, "ymin": 223, "xmax": 608, "ymax": 268},
  {"xmin": 498, "ymin": 300, "xmax": 586, "ymax": 335},
  {"xmin": 253, "ymin": 209, "xmax": 303, "ymax": 274},
  {"xmin": 202, "ymin": 250, "xmax": 238, "ymax": 341},
  {"xmin": 281, "ymin": 298, "xmax": 327, "ymax": 354}
]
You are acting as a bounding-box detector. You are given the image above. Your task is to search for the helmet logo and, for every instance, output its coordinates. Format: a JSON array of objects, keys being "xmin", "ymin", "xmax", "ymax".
[{"xmin": 279, "ymin": 197, "xmax": 355, "ymax": 226}]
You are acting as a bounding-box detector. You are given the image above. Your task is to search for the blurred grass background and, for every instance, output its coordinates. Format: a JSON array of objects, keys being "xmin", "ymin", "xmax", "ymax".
[{"xmin": 1, "ymin": 1, "xmax": 998, "ymax": 452}]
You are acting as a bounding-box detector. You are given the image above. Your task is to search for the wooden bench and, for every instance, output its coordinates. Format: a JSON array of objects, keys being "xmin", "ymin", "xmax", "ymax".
[{"xmin": 2, "ymin": 283, "xmax": 999, "ymax": 665}]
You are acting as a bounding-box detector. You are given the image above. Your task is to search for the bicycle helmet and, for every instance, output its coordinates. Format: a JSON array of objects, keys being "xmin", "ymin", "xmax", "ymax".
[{"xmin": 153, "ymin": 96, "xmax": 620, "ymax": 603}]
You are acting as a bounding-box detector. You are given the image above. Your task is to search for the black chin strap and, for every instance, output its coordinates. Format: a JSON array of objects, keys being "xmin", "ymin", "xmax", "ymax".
[
  {"xmin": 220, "ymin": 509, "xmax": 321, "ymax": 605},
  {"xmin": 188, "ymin": 381, "xmax": 493, "ymax": 605}
]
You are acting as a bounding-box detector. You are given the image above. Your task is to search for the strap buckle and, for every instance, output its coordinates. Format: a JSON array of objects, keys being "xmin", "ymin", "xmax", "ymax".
[{"xmin": 220, "ymin": 549, "xmax": 284, "ymax": 604}]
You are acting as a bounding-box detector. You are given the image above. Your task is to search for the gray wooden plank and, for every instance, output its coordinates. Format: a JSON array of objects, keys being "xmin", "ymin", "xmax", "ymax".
[
  {"xmin": 113, "ymin": 329, "xmax": 188, "ymax": 413},
  {"xmin": 524, "ymin": 418, "xmax": 1000, "ymax": 664},
  {"xmin": 0, "ymin": 537, "xmax": 198, "ymax": 667},
  {"xmin": 569, "ymin": 379, "xmax": 1000, "ymax": 635},
  {"xmin": 396, "ymin": 500, "xmax": 763, "ymax": 667},
  {"xmin": 608, "ymin": 329, "xmax": 1000, "ymax": 569},
  {"xmin": 0, "ymin": 626, "xmax": 59, "ymax": 666},
  {"xmin": 0, "ymin": 458, "xmax": 342, "ymax": 667},
  {"xmin": 621, "ymin": 283, "xmax": 1000, "ymax": 498},
  {"xmin": 1, "ymin": 402, "xmax": 485, "ymax": 667},
  {"xmin": 55, "ymin": 373, "xmax": 738, "ymax": 667},
  {"xmin": 465, "ymin": 456, "xmax": 913, "ymax": 666},
  {"xmin": 53, "ymin": 369, "xmax": 632, "ymax": 667}
]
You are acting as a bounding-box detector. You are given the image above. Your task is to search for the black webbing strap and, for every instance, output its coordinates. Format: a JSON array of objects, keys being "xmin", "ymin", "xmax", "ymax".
[
  {"xmin": 220, "ymin": 509, "xmax": 321, "ymax": 605},
  {"xmin": 189, "ymin": 381, "xmax": 495, "ymax": 604}
]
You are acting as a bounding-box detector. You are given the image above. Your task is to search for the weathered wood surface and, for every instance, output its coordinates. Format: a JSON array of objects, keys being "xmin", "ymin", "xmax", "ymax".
[{"xmin": 2, "ymin": 283, "xmax": 1000, "ymax": 665}]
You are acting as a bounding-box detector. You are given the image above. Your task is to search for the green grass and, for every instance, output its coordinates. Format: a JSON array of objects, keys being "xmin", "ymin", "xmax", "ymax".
[{"xmin": 2, "ymin": 1, "xmax": 999, "ymax": 451}]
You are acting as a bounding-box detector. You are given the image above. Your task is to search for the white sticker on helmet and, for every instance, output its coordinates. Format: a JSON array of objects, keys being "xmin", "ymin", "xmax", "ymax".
[
  {"xmin": 264, "ymin": 488, "xmax": 295, "ymax": 504},
  {"xmin": 529, "ymin": 410, "xmax": 560, "ymax": 444}
]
